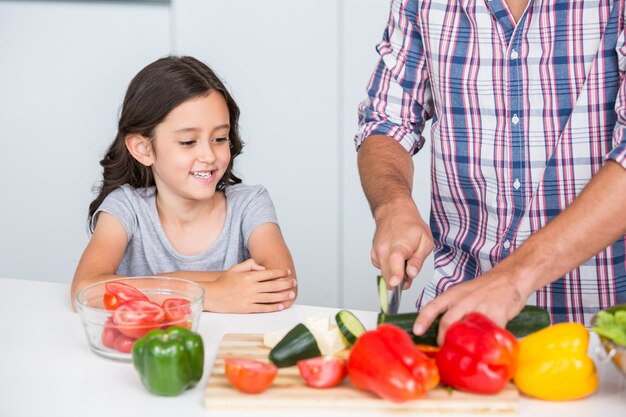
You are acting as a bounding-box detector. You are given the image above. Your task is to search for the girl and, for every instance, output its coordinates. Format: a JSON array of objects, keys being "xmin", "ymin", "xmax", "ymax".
[{"xmin": 71, "ymin": 56, "xmax": 297, "ymax": 313}]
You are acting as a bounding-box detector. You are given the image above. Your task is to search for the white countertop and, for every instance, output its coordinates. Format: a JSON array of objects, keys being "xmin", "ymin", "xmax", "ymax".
[{"xmin": 0, "ymin": 277, "xmax": 624, "ymax": 417}]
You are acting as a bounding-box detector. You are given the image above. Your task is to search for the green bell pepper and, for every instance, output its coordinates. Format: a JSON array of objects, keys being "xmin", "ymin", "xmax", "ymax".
[{"xmin": 132, "ymin": 326, "xmax": 204, "ymax": 396}]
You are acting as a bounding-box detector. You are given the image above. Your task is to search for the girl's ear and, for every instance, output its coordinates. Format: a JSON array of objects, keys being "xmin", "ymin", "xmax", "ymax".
[{"xmin": 125, "ymin": 134, "xmax": 154, "ymax": 166}]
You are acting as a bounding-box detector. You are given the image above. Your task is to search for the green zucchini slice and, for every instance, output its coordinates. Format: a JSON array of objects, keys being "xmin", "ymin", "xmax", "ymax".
[{"xmin": 335, "ymin": 310, "xmax": 367, "ymax": 346}]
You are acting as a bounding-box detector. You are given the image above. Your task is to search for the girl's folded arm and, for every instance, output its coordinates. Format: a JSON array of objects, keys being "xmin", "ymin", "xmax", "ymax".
[{"xmin": 247, "ymin": 222, "xmax": 297, "ymax": 304}]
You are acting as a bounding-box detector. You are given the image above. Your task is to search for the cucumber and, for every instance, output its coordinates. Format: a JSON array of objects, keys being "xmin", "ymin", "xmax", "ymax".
[
  {"xmin": 377, "ymin": 275, "xmax": 388, "ymax": 314},
  {"xmin": 377, "ymin": 305, "xmax": 551, "ymax": 346},
  {"xmin": 335, "ymin": 310, "xmax": 367, "ymax": 346},
  {"xmin": 505, "ymin": 305, "xmax": 552, "ymax": 337},
  {"xmin": 268, "ymin": 323, "xmax": 322, "ymax": 367}
]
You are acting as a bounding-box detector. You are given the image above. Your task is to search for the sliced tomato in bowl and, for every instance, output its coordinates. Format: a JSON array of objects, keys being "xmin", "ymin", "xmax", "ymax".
[
  {"xmin": 162, "ymin": 298, "xmax": 192, "ymax": 329},
  {"xmin": 297, "ymin": 356, "xmax": 346, "ymax": 388},
  {"xmin": 103, "ymin": 281, "xmax": 149, "ymax": 311},
  {"xmin": 101, "ymin": 317, "xmax": 121, "ymax": 349},
  {"xmin": 225, "ymin": 358, "xmax": 277, "ymax": 394},
  {"xmin": 113, "ymin": 334, "xmax": 136, "ymax": 353},
  {"xmin": 113, "ymin": 299, "xmax": 165, "ymax": 339}
]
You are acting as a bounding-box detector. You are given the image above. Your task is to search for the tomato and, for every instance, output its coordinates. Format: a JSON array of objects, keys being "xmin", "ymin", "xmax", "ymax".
[
  {"xmin": 113, "ymin": 334, "xmax": 135, "ymax": 353},
  {"xmin": 162, "ymin": 298, "xmax": 192, "ymax": 328},
  {"xmin": 297, "ymin": 356, "xmax": 346, "ymax": 388},
  {"xmin": 103, "ymin": 281, "xmax": 148, "ymax": 311},
  {"xmin": 225, "ymin": 358, "xmax": 277, "ymax": 394},
  {"xmin": 101, "ymin": 318, "xmax": 121, "ymax": 349},
  {"xmin": 415, "ymin": 344, "xmax": 440, "ymax": 359},
  {"xmin": 113, "ymin": 299, "xmax": 165, "ymax": 339}
]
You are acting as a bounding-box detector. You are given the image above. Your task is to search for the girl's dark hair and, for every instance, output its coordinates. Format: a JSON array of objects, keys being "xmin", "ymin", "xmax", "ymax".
[{"xmin": 88, "ymin": 56, "xmax": 243, "ymax": 227}]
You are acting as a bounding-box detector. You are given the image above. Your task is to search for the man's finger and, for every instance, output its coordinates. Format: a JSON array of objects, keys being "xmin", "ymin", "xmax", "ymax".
[
  {"xmin": 413, "ymin": 296, "xmax": 448, "ymax": 337},
  {"xmin": 370, "ymin": 248, "xmax": 381, "ymax": 269},
  {"xmin": 388, "ymin": 249, "xmax": 408, "ymax": 287}
]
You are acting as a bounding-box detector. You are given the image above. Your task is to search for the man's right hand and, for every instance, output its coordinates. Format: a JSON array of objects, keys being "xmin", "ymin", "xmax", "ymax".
[
  {"xmin": 357, "ymin": 135, "xmax": 434, "ymax": 289},
  {"xmin": 372, "ymin": 198, "xmax": 434, "ymax": 289}
]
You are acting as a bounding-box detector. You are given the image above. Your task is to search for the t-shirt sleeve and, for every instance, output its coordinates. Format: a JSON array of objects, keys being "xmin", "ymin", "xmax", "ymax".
[
  {"xmin": 240, "ymin": 186, "xmax": 279, "ymax": 246},
  {"xmin": 90, "ymin": 187, "xmax": 138, "ymax": 243}
]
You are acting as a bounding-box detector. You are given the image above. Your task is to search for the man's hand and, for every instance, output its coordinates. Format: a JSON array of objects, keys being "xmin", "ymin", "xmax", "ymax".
[
  {"xmin": 412, "ymin": 268, "xmax": 528, "ymax": 345},
  {"xmin": 372, "ymin": 200, "xmax": 434, "ymax": 288},
  {"xmin": 358, "ymin": 135, "xmax": 433, "ymax": 288}
]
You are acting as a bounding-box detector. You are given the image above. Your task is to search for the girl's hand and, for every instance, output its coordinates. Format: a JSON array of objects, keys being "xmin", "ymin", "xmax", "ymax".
[{"xmin": 208, "ymin": 259, "xmax": 297, "ymax": 313}]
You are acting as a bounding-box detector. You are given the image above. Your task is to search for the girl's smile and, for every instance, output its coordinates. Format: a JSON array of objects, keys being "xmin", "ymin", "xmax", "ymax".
[{"xmin": 190, "ymin": 169, "xmax": 217, "ymax": 183}]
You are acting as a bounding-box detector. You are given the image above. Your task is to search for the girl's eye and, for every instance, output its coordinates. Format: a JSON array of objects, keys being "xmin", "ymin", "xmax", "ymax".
[
  {"xmin": 178, "ymin": 140, "xmax": 196, "ymax": 147},
  {"xmin": 211, "ymin": 137, "xmax": 229, "ymax": 144}
]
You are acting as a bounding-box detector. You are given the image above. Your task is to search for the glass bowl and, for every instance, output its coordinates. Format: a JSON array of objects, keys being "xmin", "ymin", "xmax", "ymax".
[
  {"xmin": 591, "ymin": 304, "xmax": 626, "ymax": 377},
  {"xmin": 76, "ymin": 276, "xmax": 204, "ymax": 361}
]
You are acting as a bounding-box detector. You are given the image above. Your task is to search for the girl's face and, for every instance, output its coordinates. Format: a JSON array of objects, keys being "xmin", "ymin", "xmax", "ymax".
[{"xmin": 149, "ymin": 92, "xmax": 231, "ymax": 203}]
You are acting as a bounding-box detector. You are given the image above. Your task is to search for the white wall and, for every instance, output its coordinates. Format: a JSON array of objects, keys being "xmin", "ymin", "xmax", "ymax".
[
  {"xmin": 0, "ymin": 0, "xmax": 432, "ymax": 312},
  {"xmin": 0, "ymin": 1, "xmax": 170, "ymax": 281}
]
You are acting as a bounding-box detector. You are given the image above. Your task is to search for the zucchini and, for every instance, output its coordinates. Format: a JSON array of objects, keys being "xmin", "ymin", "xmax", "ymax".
[
  {"xmin": 377, "ymin": 275, "xmax": 388, "ymax": 314},
  {"xmin": 505, "ymin": 305, "xmax": 552, "ymax": 337},
  {"xmin": 268, "ymin": 323, "xmax": 322, "ymax": 367},
  {"xmin": 335, "ymin": 310, "xmax": 367, "ymax": 346},
  {"xmin": 378, "ymin": 305, "xmax": 551, "ymax": 346}
]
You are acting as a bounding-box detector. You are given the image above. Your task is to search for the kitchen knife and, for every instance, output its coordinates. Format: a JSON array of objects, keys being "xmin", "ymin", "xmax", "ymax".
[{"xmin": 387, "ymin": 266, "xmax": 408, "ymax": 315}]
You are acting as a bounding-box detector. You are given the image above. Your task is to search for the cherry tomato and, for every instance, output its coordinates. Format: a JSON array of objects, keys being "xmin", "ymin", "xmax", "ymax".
[
  {"xmin": 113, "ymin": 299, "xmax": 165, "ymax": 339},
  {"xmin": 415, "ymin": 344, "xmax": 440, "ymax": 359},
  {"xmin": 101, "ymin": 317, "xmax": 121, "ymax": 349},
  {"xmin": 162, "ymin": 298, "xmax": 192, "ymax": 328},
  {"xmin": 103, "ymin": 281, "xmax": 148, "ymax": 311},
  {"xmin": 225, "ymin": 358, "xmax": 277, "ymax": 394},
  {"xmin": 113, "ymin": 334, "xmax": 135, "ymax": 353},
  {"xmin": 297, "ymin": 356, "xmax": 346, "ymax": 388}
]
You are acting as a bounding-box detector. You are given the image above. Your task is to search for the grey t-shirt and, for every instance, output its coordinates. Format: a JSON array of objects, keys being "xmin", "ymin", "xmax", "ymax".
[{"xmin": 92, "ymin": 183, "xmax": 278, "ymax": 276}]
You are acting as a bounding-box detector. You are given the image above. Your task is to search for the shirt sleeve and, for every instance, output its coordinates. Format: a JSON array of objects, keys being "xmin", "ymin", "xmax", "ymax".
[
  {"xmin": 91, "ymin": 187, "xmax": 137, "ymax": 243},
  {"xmin": 241, "ymin": 186, "xmax": 279, "ymax": 247},
  {"xmin": 608, "ymin": 12, "xmax": 626, "ymax": 167},
  {"xmin": 354, "ymin": 0, "xmax": 434, "ymax": 156}
]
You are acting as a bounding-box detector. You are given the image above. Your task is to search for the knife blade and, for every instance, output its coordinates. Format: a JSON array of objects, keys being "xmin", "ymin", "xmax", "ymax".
[{"xmin": 387, "ymin": 266, "xmax": 408, "ymax": 315}]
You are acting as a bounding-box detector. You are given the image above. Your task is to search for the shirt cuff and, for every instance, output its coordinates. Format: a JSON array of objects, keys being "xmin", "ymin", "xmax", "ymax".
[
  {"xmin": 354, "ymin": 120, "xmax": 425, "ymax": 156},
  {"xmin": 606, "ymin": 141, "xmax": 626, "ymax": 169}
]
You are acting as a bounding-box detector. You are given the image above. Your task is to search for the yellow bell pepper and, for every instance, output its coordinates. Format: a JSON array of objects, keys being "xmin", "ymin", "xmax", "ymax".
[{"xmin": 513, "ymin": 323, "xmax": 598, "ymax": 401}]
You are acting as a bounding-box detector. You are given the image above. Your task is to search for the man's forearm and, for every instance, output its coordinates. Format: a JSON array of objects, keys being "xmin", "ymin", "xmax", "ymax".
[
  {"xmin": 357, "ymin": 135, "xmax": 416, "ymax": 218},
  {"xmin": 502, "ymin": 161, "xmax": 626, "ymax": 298}
]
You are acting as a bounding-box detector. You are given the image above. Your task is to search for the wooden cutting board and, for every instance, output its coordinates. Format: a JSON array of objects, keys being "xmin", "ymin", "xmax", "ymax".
[{"xmin": 204, "ymin": 333, "xmax": 518, "ymax": 413}]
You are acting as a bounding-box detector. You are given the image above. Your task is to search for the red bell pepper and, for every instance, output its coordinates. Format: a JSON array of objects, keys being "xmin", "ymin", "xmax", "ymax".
[
  {"xmin": 436, "ymin": 312, "xmax": 518, "ymax": 394},
  {"xmin": 347, "ymin": 324, "xmax": 439, "ymax": 402}
]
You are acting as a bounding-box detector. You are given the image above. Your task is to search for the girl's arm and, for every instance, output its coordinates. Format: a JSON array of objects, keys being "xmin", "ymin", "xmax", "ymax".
[
  {"xmin": 71, "ymin": 212, "xmax": 128, "ymax": 310},
  {"xmin": 154, "ymin": 223, "xmax": 296, "ymax": 311},
  {"xmin": 247, "ymin": 222, "xmax": 298, "ymax": 306},
  {"xmin": 72, "ymin": 215, "xmax": 296, "ymax": 313}
]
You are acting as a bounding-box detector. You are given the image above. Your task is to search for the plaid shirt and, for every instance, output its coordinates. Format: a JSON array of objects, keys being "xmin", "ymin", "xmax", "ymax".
[{"xmin": 356, "ymin": 0, "xmax": 626, "ymax": 325}]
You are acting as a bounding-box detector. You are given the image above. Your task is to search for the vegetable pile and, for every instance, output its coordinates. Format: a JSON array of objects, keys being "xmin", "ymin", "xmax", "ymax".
[{"xmin": 224, "ymin": 302, "xmax": 601, "ymax": 403}]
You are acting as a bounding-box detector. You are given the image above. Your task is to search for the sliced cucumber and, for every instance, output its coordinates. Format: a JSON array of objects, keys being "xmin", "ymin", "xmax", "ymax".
[
  {"xmin": 269, "ymin": 323, "xmax": 322, "ymax": 368},
  {"xmin": 335, "ymin": 310, "xmax": 367, "ymax": 346},
  {"xmin": 377, "ymin": 305, "xmax": 551, "ymax": 346},
  {"xmin": 377, "ymin": 275, "xmax": 388, "ymax": 314}
]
